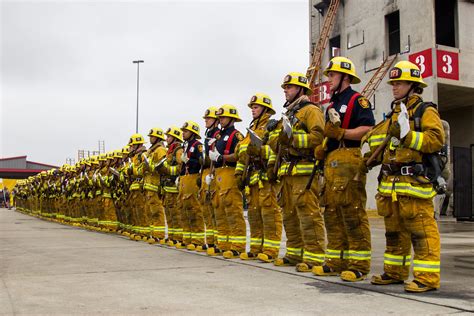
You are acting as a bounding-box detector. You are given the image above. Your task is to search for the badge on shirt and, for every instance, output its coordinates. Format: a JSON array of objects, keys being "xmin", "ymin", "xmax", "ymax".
[
  {"xmin": 190, "ymin": 147, "xmax": 195, "ymax": 153},
  {"xmin": 340, "ymin": 104, "xmax": 347, "ymax": 113},
  {"xmin": 224, "ymin": 135, "xmax": 229, "ymax": 141},
  {"xmin": 359, "ymin": 97, "xmax": 369, "ymax": 109}
]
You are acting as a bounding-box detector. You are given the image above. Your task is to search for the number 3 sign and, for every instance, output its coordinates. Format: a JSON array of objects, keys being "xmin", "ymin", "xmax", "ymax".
[
  {"xmin": 409, "ymin": 48, "xmax": 459, "ymax": 81},
  {"xmin": 409, "ymin": 49, "xmax": 433, "ymax": 78},
  {"xmin": 436, "ymin": 50, "xmax": 459, "ymax": 80}
]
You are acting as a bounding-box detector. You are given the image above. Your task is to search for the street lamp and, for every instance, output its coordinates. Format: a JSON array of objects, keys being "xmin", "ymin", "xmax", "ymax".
[{"xmin": 132, "ymin": 60, "xmax": 144, "ymax": 133}]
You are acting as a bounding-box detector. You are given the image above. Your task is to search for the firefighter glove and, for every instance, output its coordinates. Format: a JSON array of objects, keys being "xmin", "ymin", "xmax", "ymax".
[{"xmin": 324, "ymin": 123, "xmax": 345, "ymax": 141}]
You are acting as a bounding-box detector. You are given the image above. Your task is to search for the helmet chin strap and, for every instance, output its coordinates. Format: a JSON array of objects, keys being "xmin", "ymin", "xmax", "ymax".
[
  {"xmin": 212, "ymin": 119, "xmax": 219, "ymax": 129},
  {"xmin": 284, "ymin": 86, "xmax": 304, "ymax": 108},
  {"xmin": 186, "ymin": 134, "xmax": 195, "ymax": 142},
  {"xmin": 332, "ymin": 73, "xmax": 346, "ymax": 96},
  {"xmin": 396, "ymin": 83, "xmax": 415, "ymax": 106},
  {"xmin": 205, "ymin": 119, "xmax": 218, "ymax": 138},
  {"xmin": 250, "ymin": 107, "xmax": 267, "ymax": 128},
  {"xmin": 220, "ymin": 118, "xmax": 234, "ymax": 130}
]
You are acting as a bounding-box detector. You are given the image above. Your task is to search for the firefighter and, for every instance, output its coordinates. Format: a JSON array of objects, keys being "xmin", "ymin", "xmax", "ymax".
[
  {"xmin": 312, "ymin": 57, "xmax": 375, "ymax": 282},
  {"xmin": 87, "ymin": 157, "xmax": 100, "ymax": 230},
  {"xmin": 78, "ymin": 160, "xmax": 89, "ymax": 228},
  {"xmin": 101, "ymin": 152, "xmax": 120, "ymax": 232},
  {"xmin": 109, "ymin": 149, "xmax": 126, "ymax": 233},
  {"xmin": 119, "ymin": 146, "xmax": 133, "ymax": 236},
  {"xmin": 162, "ymin": 126, "xmax": 184, "ymax": 247},
  {"xmin": 143, "ymin": 128, "xmax": 168, "ymax": 244},
  {"xmin": 367, "ymin": 61, "xmax": 444, "ymax": 293},
  {"xmin": 127, "ymin": 134, "xmax": 148, "ymax": 241},
  {"xmin": 207, "ymin": 104, "xmax": 246, "ymax": 259},
  {"xmin": 235, "ymin": 93, "xmax": 282, "ymax": 262},
  {"xmin": 96, "ymin": 154, "xmax": 109, "ymax": 231},
  {"xmin": 199, "ymin": 107, "xmax": 220, "ymax": 251},
  {"xmin": 267, "ymin": 72, "xmax": 326, "ymax": 272},
  {"xmin": 178, "ymin": 121, "xmax": 205, "ymax": 250}
]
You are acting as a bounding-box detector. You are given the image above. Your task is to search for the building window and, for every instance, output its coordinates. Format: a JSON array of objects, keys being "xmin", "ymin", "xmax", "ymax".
[
  {"xmin": 435, "ymin": 0, "xmax": 457, "ymax": 47},
  {"xmin": 329, "ymin": 35, "xmax": 340, "ymax": 58},
  {"xmin": 386, "ymin": 11, "xmax": 400, "ymax": 56}
]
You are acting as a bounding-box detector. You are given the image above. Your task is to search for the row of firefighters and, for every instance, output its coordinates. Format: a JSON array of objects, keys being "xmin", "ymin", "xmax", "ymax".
[{"xmin": 14, "ymin": 57, "xmax": 444, "ymax": 293}]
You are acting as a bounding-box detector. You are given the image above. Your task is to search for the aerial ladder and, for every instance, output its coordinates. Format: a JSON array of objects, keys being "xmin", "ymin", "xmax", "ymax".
[
  {"xmin": 307, "ymin": 0, "xmax": 340, "ymax": 105},
  {"xmin": 307, "ymin": 0, "xmax": 397, "ymax": 106}
]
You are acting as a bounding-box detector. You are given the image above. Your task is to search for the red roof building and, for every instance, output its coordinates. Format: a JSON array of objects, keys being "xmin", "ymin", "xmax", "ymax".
[{"xmin": 0, "ymin": 156, "xmax": 59, "ymax": 179}]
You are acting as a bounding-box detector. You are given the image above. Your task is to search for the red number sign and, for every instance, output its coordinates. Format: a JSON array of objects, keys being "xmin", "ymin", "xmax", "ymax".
[
  {"xmin": 409, "ymin": 48, "xmax": 433, "ymax": 78},
  {"xmin": 436, "ymin": 49, "xmax": 459, "ymax": 80},
  {"xmin": 309, "ymin": 81, "xmax": 331, "ymax": 105}
]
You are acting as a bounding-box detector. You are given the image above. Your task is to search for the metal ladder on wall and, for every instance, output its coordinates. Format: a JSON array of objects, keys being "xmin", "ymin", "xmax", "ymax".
[
  {"xmin": 361, "ymin": 54, "xmax": 398, "ymax": 100},
  {"xmin": 306, "ymin": 0, "xmax": 340, "ymax": 104}
]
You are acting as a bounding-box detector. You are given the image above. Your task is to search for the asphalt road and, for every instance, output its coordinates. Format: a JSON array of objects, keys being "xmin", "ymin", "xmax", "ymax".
[{"xmin": 1, "ymin": 208, "xmax": 473, "ymax": 315}]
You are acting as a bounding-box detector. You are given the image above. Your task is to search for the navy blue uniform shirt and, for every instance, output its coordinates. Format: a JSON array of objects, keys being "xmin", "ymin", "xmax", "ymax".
[
  {"xmin": 180, "ymin": 138, "xmax": 203, "ymax": 175},
  {"xmin": 204, "ymin": 127, "xmax": 220, "ymax": 156},
  {"xmin": 214, "ymin": 126, "xmax": 241, "ymax": 168},
  {"xmin": 326, "ymin": 86, "xmax": 375, "ymax": 153}
]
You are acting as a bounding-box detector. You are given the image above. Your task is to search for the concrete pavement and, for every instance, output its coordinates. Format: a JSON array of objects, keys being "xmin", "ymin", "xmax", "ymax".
[{"xmin": 1, "ymin": 208, "xmax": 473, "ymax": 315}]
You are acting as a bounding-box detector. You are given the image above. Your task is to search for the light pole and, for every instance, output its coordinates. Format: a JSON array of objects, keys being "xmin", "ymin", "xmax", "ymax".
[{"xmin": 132, "ymin": 60, "xmax": 144, "ymax": 133}]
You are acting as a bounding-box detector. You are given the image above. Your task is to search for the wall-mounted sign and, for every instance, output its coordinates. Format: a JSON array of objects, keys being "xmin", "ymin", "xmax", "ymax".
[
  {"xmin": 409, "ymin": 48, "xmax": 433, "ymax": 78},
  {"xmin": 436, "ymin": 49, "xmax": 459, "ymax": 80},
  {"xmin": 309, "ymin": 81, "xmax": 331, "ymax": 105},
  {"xmin": 409, "ymin": 48, "xmax": 459, "ymax": 81}
]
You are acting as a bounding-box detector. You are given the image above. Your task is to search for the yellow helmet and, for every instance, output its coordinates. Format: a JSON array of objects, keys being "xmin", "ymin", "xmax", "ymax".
[
  {"xmin": 203, "ymin": 106, "xmax": 219, "ymax": 119},
  {"xmin": 181, "ymin": 121, "xmax": 201, "ymax": 139},
  {"xmin": 90, "ymin": 156, "xmax": 99, "ymax": 165},
  {"xmin": 248, "ymin": 93, "xmax": 275, "ymax": 115},
  {"xmin": 387, "ymin": 60, "xmax": 427, "ymax": 88},
  {"xmin": 323, "ymin": 57, "xmax": 361, "ymax": 84},
  {"xmin": 122, "ymin": 146, "xmax": 130, "ymax": 155},
  {"xmin": 129, "ymin": 133, "xmax": 145, "ymax": 145},
  {"xmin": 113, "ymin": 149, "xmax": 123, "ymax": 158},
  {"xmin": 98, "ymin": 153, "xmax": 107, "ymax": 162},
  {"xmin": 106, "ymin": 152, "xmax": 114, "ymax": 160},
  {"xmin": 84, "ymin": 158, "xmax": 92, "ymax": 167},
  {"xmin": 165, "ymin": 126, "xmax": 184, "ymax": 142},
  {"xmin": 281, "ymin": 72, "xmax": 312, "ymax": 95},
  {"xmin": 148, "ymin": 127, "xmax": 166, "ymax": 141},
  {"xmin": 216, "ymin": 104, "xmax": 242, "ymax": 122}
]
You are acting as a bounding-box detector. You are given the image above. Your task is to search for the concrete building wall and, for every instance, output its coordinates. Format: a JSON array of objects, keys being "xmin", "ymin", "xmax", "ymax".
[
  {"xmin": 440, "ymin": 105, "xmax": 474, "ymax": 149},
  {"xmin": 310, "ymin": 0, "xmax": 474, "ymax": 209},
  {"xmin": 457, "ymin": 0, "xmax": 474, "ymax": 87}
]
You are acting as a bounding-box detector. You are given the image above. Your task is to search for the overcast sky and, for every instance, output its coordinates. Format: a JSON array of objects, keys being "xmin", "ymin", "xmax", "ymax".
[{"xmin": 1, "ymin": 0, "xmax": 309, "ymax": 166}]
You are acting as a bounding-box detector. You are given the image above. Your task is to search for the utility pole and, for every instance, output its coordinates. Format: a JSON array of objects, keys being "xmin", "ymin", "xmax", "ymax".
[{"xmin": 132, "ymin": 60, "xmax": 144, "ymax": 133}]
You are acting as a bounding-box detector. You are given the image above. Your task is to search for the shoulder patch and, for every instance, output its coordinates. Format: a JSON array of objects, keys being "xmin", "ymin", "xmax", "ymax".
[
  {"xmin": 236, "ymin": 132, "xmax": 244, "ymax": 141},
  {"xmin": 215, "ymin": 134, "xmax": 221, "ymax": 140},
  {"xmin": 198, "ymin": 144, "xmax": 203, "ymax": 152},
  {"xmin": 358, "ymin": 97, "xmax": 370, "ymax": 109}
]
